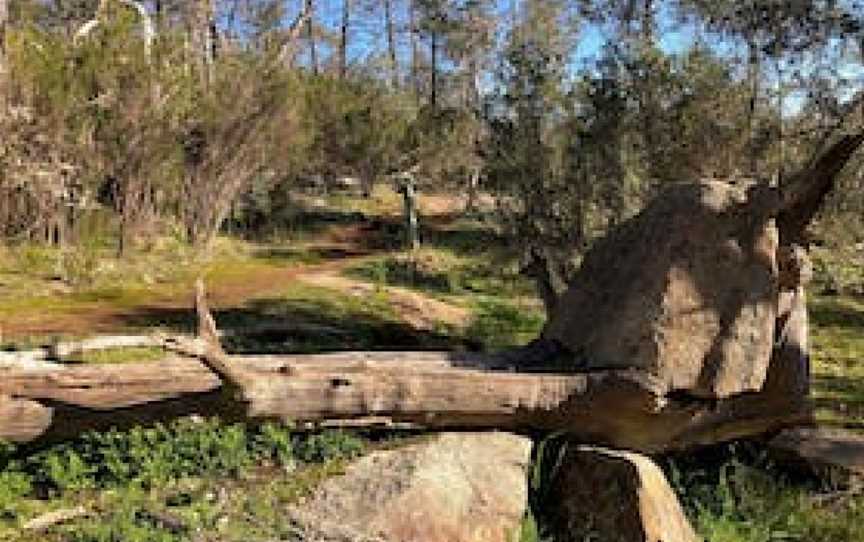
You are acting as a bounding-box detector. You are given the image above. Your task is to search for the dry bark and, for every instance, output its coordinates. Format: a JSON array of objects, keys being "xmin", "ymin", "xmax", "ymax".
[{"xmin": 0, "ymin": 345, "xmax": 810, "ymax": 453}]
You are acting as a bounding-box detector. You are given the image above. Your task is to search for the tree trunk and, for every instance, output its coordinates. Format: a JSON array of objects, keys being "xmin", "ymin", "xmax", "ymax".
[
  {"xmin": 399, "ymin": 176, "xmax": 420, "ymax": 250},
  {"xmin": 430, "ymin": 30, "xmax": 438, "ymax": 109},
  {"xmin": 196, "ymin": 0, "xmax": 216, "ymax": 85},
  {"xmin": 307, "ymin": 3, "xmax": 318, "ymax": 76},
  {"xmin": 410, "ymin": 0, "xmax": 420, "ymax": 101},
  {"xmin": 747, "ymin": 35, "xmax": 760, "ymax": 175},
  {"xmin": 0, "ymin": 341, "xmax": 810, "ymax": 453},
  {"xmin": 384, "ymin": 0, "xmax": 398, "ymax": 88},
  {"xmin": 777, "ymin": 129, "xmax": 864, "ymax": 245},
  {"xmin": 339, "ymin": 0, "xmax": 350, "ymax": 79},
  {"xmin": 0, "ymin": 0, "xmax": 8, "ymax": 109}
]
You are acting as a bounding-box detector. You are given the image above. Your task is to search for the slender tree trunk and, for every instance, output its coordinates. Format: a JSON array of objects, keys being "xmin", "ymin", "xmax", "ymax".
[
  {"xmin": 185, "ymin": 0, "xmax": 215, "ymax": 87},
  {"xmin": 747, "ymin": 35, "xmax": 760, "ymax": 175},
  {"xmin": 410, "ymin": 0, "xmax": 420, "ymax": 101},
  {"xmin": 384, "ymin": 0, "xmax": 398, "ymax": 88},
  {"xmin": 339, "ymin": 0, "xmax": 350, "ymax": 79},
  {"xmin": 203, "ymin": 0, "xmax": 216, "ymax": 84},
  {"xmin": 430, "ymin": 30, "xmax": 438, "ymax": 109},
  {"xmin": 307, "ymin": 2, "xmax": 318, "ymax": 75},
  {"xmin": 0, "ymin": 0, "xmax": 8, "ymax": 109},
  {"xmin": 400, "ymin": 176, "xmax": 420, "ymax": 250},
  {"xmin": 641, "ymin": 0, "xmax": 653, "ymax": 43}
]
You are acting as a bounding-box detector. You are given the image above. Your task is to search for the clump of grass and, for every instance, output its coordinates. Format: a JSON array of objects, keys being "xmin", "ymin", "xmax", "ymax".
[
  {"xmin": 464, "ymin": 298, "xmax": 545, "ymax": 350},
  {"xmin": 664, "ymin": 444, "xmax": 864, "ymax": 542}
]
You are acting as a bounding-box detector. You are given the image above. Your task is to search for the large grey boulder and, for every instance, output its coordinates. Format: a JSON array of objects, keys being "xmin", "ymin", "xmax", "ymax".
[
  {"xmin": 288, "ymin": 432, "xmax": 533, "ymax": 542},
  {"xmin": 545, "ymin": 181, "xmax": 779, "ymax": 399}
]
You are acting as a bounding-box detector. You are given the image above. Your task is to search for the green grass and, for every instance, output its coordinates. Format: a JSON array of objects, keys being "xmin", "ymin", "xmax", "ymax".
[
  {"xmin": 809, "ymin": 295, "xmax": 864, "ymax": 430},
  {"xmin": 667, "ymin": 445, "xmax": 864, "ymax": 542},
  {"xmin": 0, "ymin": 421, "xmax": 368, "ymax": 542},
  {"xmin": 65, "ymin": 347, "xmax": 167, "ymax": 365}
]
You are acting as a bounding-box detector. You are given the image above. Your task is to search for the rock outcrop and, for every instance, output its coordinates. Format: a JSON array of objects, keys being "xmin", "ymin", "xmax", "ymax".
[
  {"xmin": 544, "ymin": 181, "xmax": 780, "ymax": 399},
  {"xmin": 288, "ymin": 432, "xmax": 533, "ymax": 542}
]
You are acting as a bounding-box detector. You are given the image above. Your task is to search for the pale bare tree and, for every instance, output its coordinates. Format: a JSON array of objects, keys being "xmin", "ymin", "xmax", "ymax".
[
  {"xmin": 277, "ymin": 0, "xmax": 314, "ymax": 67},
  {"xmin": 74, "ymin": 0, "xmax": 156, "ymax": 61}
]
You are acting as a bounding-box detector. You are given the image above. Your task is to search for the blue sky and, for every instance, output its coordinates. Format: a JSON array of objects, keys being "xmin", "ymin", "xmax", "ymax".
[{"xmin": 266, "ymin": 0, "xmax": 862, "ymax": 113}]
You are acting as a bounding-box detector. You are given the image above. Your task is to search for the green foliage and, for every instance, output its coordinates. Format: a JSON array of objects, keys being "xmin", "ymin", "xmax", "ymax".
[
  {"xmin": 11, "ymin": 419, "xmax": 295, "ymax": 494},
  {"xmin": 252, "ymin": 422, "xmax": 295, "ymax": 467},
  {"xmin": 294, "ymin": 431, "xmax": 366, "ymax": 463},
  {"xmin": 665, "ymin": 445, "xmax": 864, "ymax": 542},
  {"xmin": 0, "ymin": 423, "xmax": 374, "ymax": 540},
  {"xmin": 60, "ymin": 487, "xmax": 179, "ymax": 542},
  {"xmin": 0, "ymin": 472, "xmax": 32, "ymax": 519},
  {"xmin": 464, "ymin": 298, "xmax": 545, "ymax": 350}
]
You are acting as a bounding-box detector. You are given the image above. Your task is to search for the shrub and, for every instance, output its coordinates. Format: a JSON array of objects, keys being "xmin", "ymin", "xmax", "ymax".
[{"xmin": 12, "ymin": 418, "xmax": 302, "ymax": 494}]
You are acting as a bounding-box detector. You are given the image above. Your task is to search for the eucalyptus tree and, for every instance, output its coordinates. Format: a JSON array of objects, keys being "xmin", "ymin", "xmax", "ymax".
[{"xmin": 485, "ymin": 0, "xmax": 582, "ymax": 312}]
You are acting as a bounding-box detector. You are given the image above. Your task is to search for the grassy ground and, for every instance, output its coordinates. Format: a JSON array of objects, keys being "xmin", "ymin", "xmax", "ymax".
[
  {"xmin": 3, "ymin": 188, "xmax": 864, "ymax": 540},
  {"xmin": 0, "ymin": 420, "xmax": 369, "ymax": 541}
]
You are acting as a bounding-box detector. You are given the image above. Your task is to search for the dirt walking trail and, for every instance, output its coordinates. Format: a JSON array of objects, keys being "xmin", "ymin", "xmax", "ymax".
[{"xmin": 1, "ymin": 197, "xmax": 471, "ymax": 339}]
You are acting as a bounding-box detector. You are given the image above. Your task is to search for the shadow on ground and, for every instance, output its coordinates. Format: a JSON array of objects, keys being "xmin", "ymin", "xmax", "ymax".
[
  {"xmin": 810, "ymin": 297, "xmax": 864, "ymax": 329},
  {"xmin": 117, "ymin": 295, "xmax": 466, "ymax": 355}
]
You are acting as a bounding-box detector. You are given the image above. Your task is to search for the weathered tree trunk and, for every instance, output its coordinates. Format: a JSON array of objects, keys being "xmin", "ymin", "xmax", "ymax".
[
  {"xmin": 0, "ymin": 344, "xmax": 809, "ymax": 453},
  {"xmin": 384, "ymin": 0, "xmax": 398, "ymax": 88},
  {"xmin": 778, "ymin": 130, "xmax": 864, "ymax": 245},
  {"xmin": 189, "ymin": 0, "xmax": 216, "ymax": 86}
]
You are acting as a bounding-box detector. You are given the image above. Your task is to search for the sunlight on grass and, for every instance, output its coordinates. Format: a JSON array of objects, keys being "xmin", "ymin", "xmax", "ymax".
[
  {"xmin": 810, "ymin": 295, "xmax": 864, "ymax": 431},
  {"xmin": 68, "ymin": 346, "xmax": 167, "ymax": 365}
]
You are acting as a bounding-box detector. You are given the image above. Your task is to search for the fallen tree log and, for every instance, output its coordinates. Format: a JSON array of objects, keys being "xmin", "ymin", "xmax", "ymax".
[
  {"xmin": 0, "ymin": 282, "xmax": 811, "ymax": 452},
  {"xmin": 0, "ymin": 346, "xmax": 811, "ymax": 453}
]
